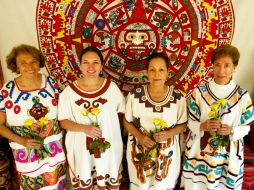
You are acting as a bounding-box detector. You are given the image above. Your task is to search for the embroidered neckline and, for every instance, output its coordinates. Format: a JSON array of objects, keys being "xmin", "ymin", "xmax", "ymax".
[
  {"xmin": 144, "ymin": 85, "xmax": 173, "ymax": 105},
  {"xmin": 70, "ymin": 78, "xmax": 110, "ymax": 98},
  {"xmin": 132, "ymin": 85, "xmax": 182, "ymax": 112}
]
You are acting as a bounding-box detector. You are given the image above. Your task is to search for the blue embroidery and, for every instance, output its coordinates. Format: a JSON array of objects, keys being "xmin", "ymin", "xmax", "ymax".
[
  {"xmin": 14, "ymin": 92, "xmax": 31, "ymax": 104},
  {"xmin": 240, "ymin": 107, "xmax": 254, "ymax": 125},
  {"xmin": 189, "ymin": 97, "xmax": 200, "ymax": 117},
  {"xmin": 0, "ymin": 94, "xmax": 3, "ymax": 104},
  {"xmin": 38, "ymin": 89, "xmax": 54, "ymax": 99},
  {"xmin": 47, "ymin": 76, "xmax": 56, "ymax": 93},
  {"xmin": 199, "ymin": 84, "xmax": 207, "ymax": 92},
  {"xmin": 6, "ymin": 81, "xmax": 15, "ymax": 98}
]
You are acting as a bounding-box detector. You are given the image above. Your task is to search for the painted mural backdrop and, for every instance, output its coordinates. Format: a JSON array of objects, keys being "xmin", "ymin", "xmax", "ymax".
[{"xmin": 36, "ymin": 0, "xmax": 234, "ymax": 95}]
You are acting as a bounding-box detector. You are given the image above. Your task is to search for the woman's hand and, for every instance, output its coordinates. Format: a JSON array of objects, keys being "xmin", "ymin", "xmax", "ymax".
[
  {"xmin": 20, "ymin": 137, "xmax": 41, "ymax": 149},
  {"xmin": 200, "ymin": 119, "xmax": 221, "ymax": 132},
  {"xmin": 153, "ymin": 131, "xmax": 171, "ymax": 142},
  {"xmin": 217, "ymin": 124, "xmax": 231, "ymax": 136},
  {"xmin": 82, "ymin": 125, "xmax": 102, "ymax": 138},
  {"xmin": 137, "ymin": 134, "xmax": 155, "ymax": 150}
]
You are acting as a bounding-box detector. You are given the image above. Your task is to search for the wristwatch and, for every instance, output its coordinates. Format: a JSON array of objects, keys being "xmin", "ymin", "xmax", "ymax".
[{"xmin": 230, "ymin": 127, "xmax": 234, "ymax": 135}]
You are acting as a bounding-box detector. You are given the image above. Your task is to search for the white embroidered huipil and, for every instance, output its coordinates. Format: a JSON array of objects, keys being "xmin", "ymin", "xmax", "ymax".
[
  {"xmin": 183, "ymin": 79, "xmax": 254, "ymax": 190},
  {"xmin": 0, "ymin": 75, "xmax": 66, "ymax": 189},
  {"xmin": 125, "ymin": 85, "xmax": 187, "ymax": 190},
  {"xmin": 58, "ymin": 79, "xmax": 125, "ymax": 189}
]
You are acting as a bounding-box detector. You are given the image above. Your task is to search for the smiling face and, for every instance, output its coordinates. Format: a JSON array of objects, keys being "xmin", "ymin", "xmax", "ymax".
[
  {"xmin": 16, "ymin": 53, "xmax": 40, "ymax": 78},
  {"xmin": 213, "ymin": 55, "xmax": 236, "ymax": 85},
  {"xmin": 147, "ymin": 57, "xmax": 169, "ymax": 87},
  {"xmin": 80, "ymin": 51, "xmax": 103, "ymax": 78}
]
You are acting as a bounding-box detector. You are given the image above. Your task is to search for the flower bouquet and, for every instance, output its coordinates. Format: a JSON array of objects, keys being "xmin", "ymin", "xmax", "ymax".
[
  {"xmin": 144, "ymin": 118, "xmax": 168, "ymax": 161},
  {"xmin": 24, "ymin": 117, "xmax": 50, "ymax": 160},
  {"xmin": 81, "ymin": 107, "xmax": 110, "ymax": 158},
  {"xmin": 208, "ymin": 99, "xmax": 230, "ymax": 150}
]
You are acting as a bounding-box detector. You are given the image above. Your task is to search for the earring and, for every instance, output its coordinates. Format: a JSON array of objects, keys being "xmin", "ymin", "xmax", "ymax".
[{"xmin": 99, "ymin": 71, "xmax": 103, "ymax": 77}]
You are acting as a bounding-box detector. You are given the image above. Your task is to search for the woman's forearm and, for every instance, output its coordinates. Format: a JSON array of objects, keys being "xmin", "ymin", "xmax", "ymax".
[
  {"xmin": 168, "ymin": 122, "xmax": 187, "ymax": 137},
  {"xmin": 0, "ymin": 124, "xmax": 25, "ymax": 145},
  {"xmin": 59, "ymin": 119, "xmax": 85, "ymax": 132}
]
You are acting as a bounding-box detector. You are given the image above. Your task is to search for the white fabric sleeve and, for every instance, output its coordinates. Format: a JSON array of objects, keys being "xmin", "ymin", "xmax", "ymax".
[
  {"xmin": 230, "ymin": 93, "xmax": 254, "ymax": 141},
  {"xmin": 187, "ymin": 89, "xmax": 204, "ymax": 137},
  {"xmin": 177, "ymin": 93, "xmax": 188, "ymax": 124},
  {"xmin": 230, "ymin": 125, "xmax": 250, "ymax": 141},
  {"xmin": 58, "ymin": 86, "xmax": 72, "ymax": 121},
  {"xmin": 188, "ymin": 119, "xmax": 204, "ymax": 137},
  {"xmin": 112, "ymin": 82, "xmax": 126, "ymax": 113},
  {"xmin": 124, "ymin": 92, "xmax": 134, "ymax": 122}
]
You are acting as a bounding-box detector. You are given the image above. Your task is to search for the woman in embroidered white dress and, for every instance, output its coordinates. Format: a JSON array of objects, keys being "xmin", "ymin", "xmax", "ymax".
[
  {"xmin": 58, "ymin": 46, "xmax": 125, "ymax": 189},
  {"xmin": 0, "ymin": 44, "xmax": 67, "ymax": 189},
  {"xmin": 183, "ymin": 45, "xmax": 254, "ymax": 190},
  {"xmin": 123, "ymin": 53, "xmax": 187, "ymax": 190}
]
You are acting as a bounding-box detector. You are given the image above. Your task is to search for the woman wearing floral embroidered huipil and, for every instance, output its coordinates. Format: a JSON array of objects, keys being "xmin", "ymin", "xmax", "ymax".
[
  {"xmin": 123, "ymin": 53, "xmax": 187, "ymax": 190},
  {"xmin": 0, "ymin": 44, "xmax": 67, "ymax": 189},
  {"xmin": 58, "ymin": 46, "xmax": 125, "ymax": 189},
  {"xmin": 183, "ymin": 45, "xmax": 254, "ymax": 190}
]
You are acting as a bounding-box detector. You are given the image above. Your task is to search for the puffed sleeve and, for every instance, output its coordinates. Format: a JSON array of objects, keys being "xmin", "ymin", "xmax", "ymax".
[
  {"xmin": 58, "ymin": 85, "xmax": 73, "ymax": 121},
  {"xmin": 112, "ymin": 82, "xmax": 125, "ymax": 114},
  {"xmin": 125, "ymin": 91, "xmax": 134, "ymax": 123},
  {"xmin": 176, "ymin": 91, "xmax": 188, "ymax": 124}
]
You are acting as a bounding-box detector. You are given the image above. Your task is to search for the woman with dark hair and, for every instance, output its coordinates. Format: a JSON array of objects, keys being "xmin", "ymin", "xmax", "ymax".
[
  {"xmin": 123, "ymin": 52, "xmax": 187, "ymax": 189},
  {"xmin": 58, "ymin": 46, "xmax": 125, "ymax": 189},
  {"xmin": 0, "ymin": 44, "xmax": 67, "ymax": 189},
  {"xmin": 183, "ymin": 45, "xmax": 254, "ymax": 190}
]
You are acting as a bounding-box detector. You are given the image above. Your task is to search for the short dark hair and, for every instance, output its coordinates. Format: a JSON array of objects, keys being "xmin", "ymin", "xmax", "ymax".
[
  {"xmin": 146, "ymin": 52, "xmax": 169, "ymax": 70},
  {"xmin": 211, "ymin": 45, "xmax": 240, "ymax": 66},
  {"xmin": 79, "ymin": 46, "xmax": 104, "ymax": 63},
  {"xmin": 6, "ymin": 44, "xmax": 45, "ymax": 73}
]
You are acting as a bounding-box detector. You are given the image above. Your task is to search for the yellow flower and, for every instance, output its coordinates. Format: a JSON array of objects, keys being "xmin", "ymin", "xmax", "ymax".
[
  {"xmin": 81, "ymin": 108, "xmax": 89, "ymax": 116},
  {"xmin": 159, "ymin": 120, "xmax": 168, "ymax": 128},
  {"xmin": 39, "ymin": 117, "xmax": 49, "ymax": 126},
  {"xmin": 217, "ymin": 99, "xmax": 227, "ymax": 107},
  {"xmin": 149, "ymin": 148, "xmax": 157, "ymax": 158},
  {"xmin": 209, "ymin": 103, "xmax": 220, "ymax": 111},
  {"xmin": 24, "ymin": 118, "xmax": 34, "ymax": 127},
  {"xmin": 90, "ymin": 108, "xmax": 101, "ymax": 116},
  {"xmin": 208, "ymin": 110, "xmax": 217, "ymax": 118},
  {"xmin": 153, "ymin": 118, "xmax": 162, "ymax": 126},
  {"xmin": 211, "ymin": 161, "xmax": 217, "ymax": 167}
]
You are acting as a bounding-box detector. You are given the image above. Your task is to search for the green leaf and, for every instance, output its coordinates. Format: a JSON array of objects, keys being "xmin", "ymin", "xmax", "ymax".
[{"xmin": 42, "ymin": 152, "xmax": 48, "ymax": 158}]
